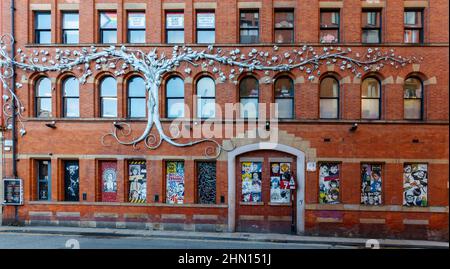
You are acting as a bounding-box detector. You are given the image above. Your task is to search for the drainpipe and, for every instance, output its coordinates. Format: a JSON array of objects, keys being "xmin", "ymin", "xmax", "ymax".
[{"xmin": 10, "ymin": 0, "xmax": 18, "ymax": 225}]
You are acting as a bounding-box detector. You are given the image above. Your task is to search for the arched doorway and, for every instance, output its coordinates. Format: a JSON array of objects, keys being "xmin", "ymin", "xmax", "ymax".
[{"xmin": 227, "ymin": 142, "xmax": 306, "ymax": 234}]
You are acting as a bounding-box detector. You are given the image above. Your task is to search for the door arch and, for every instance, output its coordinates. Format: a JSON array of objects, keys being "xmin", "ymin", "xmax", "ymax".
[{"xmin": 227, "ymin": 142, "xmax": 306, "ymax": 234}]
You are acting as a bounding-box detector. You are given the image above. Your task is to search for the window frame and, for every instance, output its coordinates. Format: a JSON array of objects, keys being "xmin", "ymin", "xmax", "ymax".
[
  {"xmin": 239, "ymin": 9, "xmax": 260, "ymax": 44},
  {"xmin": 35, "ymin": 77, "xmax": 52, "ymax": 118},
  {"xmin": 361, "ymin": 9, "xmax": 382, "ymax": 44},
  {"xmin": 62, "ymin": 76, "xmax": 80, "ymax": 118},
  {"xmin": 196, "ymin": 76, "xmax": 216, "ymax": 119},
  {"xmin": 61, "ymin": 11, "xmax": 80, "ymax": 44},
  {"xmin": 239, "ymin": 76, "xmax": 260, "ymax": 119},
  {"xmin": 36, "ymin": 159, "xmax": 52, "ymax": 201},
  {"xmin": 100, "ymin": 76, "xmax": 118, "ymax": 118},
  {"xmin": 274, "ymin": 76, "xmax": 295, "ymax": 119},
  {"xmin": 127, "ymin": 76, "xmax": 147, "ymax": 118},
  {"xmin": 165, "ymin": 76, "xmax": 185, "ymax": 119},
  {"xmin": 274, "ymin": 9, "xmax": 295, "ymax": 44},
  {"xmin": 165, "ymin": 11, "xmax": 185, "ymax": 44},
  {"xmin": 99, "ymin": 11, "xmax": 118, "ymax": 44},
  {"xmin": 63, "ymin": 160, "xmax": 80, "ymax": 202},
  {"xmin": 196, "ymin": 10, "xmax": 216, "ymax": 44},
  {"xmin": 361, "ymin": 77, "xmax": 382, "ymax": 120},
  {"xmin": 404, "ymin": 8, "xmax": 424, "ymax": 44},
  {"xmin": 127, "ymin": 11, "xmax": 146, "ymax": 44},
  {"xmin": 195, "ymin": 160, "xmax": 217, "ymax": 204},
  {"xmin": 319, "ymin": 9, "xmax": 340, "ymax": 44},
  {"xmin": 319, "ymin": 76, "xmax": 340, "ymax": 119},
  {"xmin": 34, "ymin": 11, "xmax": 52, "ymax": 44},
  {"xmin": 403, "ymin": 77, "xmax": 424, "ymax": 120}
]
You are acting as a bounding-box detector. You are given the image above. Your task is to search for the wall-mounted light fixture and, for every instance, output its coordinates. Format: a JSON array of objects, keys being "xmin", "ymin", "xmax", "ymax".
[
  {"xmin": 45, "ymin": 121, "xmax": 56, "ymax": 129},
  {"xmin": 349, "ymin": 123, "xmax": 358, "ymax": 132},
  {"xmin": 113, "ymin": 121, "xmax": 123, "ymax": 130},
  {"xmin": 265, "ymin": 121, "xmax": 270, "ymax": 131}
]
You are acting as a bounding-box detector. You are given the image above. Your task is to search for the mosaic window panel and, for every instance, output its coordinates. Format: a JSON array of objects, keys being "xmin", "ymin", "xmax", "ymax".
[
  {"xmin": 319, "ymin": 163, "xmax": 340, "ymax": 204},
  {"xmin": 64, "ymin": 161, "xmax": 79, "ymax": 202},
  {"xmin": 403, "ymin": 163, "xmax": 428, "ymax": 207},
  {"xmin": 361, "ymin": 164, "xmax": 382, "ymax": 205},
  {"xmin": 241, "ymin": 162, "xmax": 262, "ymax": 202},
  {"xmin": 101, "ymin": 161, "xmax": 118, "ymax": 202},
  {"xmin": 166, "ymin": 161, "xmax": 185, "ymax": 204},
  {"xmin": 197, "ymin": 162, "xmax": 217, "ymax": 204},
  {"xmin": 270, "ymin": 162, "xmax": 292, "ymax": 203},
  {"xmin": 128, "ymin": 160, "xmax": 147, "ymax": 203}
]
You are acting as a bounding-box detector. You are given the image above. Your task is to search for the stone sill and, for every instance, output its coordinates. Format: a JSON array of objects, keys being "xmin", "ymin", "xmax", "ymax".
[
  {"xmin": 27, "ymin": 201, "xmax": 228, "ymax": 208},
  {"xmin": 306, "ymin": 204, "xmax": 449, "ymax": 213}
]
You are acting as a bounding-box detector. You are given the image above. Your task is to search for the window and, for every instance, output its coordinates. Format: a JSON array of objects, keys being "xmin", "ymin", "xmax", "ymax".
[
  {"xmin": 239, "ymin": 77, "xmax": 259, "ymax": 119},
  {"xmin": 166, "ymin": 12, "xmax": 184, "ymax": 44},
  {"xmin": 166, "ymin": 161, "xmax": 185, "ymax": 204},
  {"xmin": 240, "ymin": 10, "xmax": 259, "ymax": 44},
  {"xmin": 274, "ymin": 76, "xmax": 294, "ymax": 119},
  {"xmin": 128, "ymin": 76, "xmax": 146, "ymax": 118},
  {"xmin": 99, "ymin": 11, "xmax": 117, "ymax": 43},
  {"xmin": 274, "ymin": 10, "xmax": 294, "ymax": 43},
  {"xmin": 361, "ymin": 78, "xmax": 381, "ymax": 119},
  {"xmin": 320, "ymin": 77, "xmax": 339, "ymax": 119},
  {"xmin": 128, "ymin": 12, "xmax": 146, "ymax": 43},
  {"xmin": 197, "ymin": 77, "xmax": 216, "ymax": 119},
  {"xmin": 241, "ymin": 162, "xmax": 262, "ymax": 202},
  {"xmin": 62, "ymin": 12, "xmax": 79, "ymax": 44},
  {"xmin": 62, "ymin": 77, "xmax": 80, "ymax": 118},
  {"xmin": 404, "ymin": 9, "xmax": 423, "ymax": 43},
  {"xmin": 64, "ymin": 161, "xmax": 79, "ymax": 202},
  {"xmin": 362, "ymin": 10, "xmax": 381, "ymax": 44},
  {"xmin": 35, "ymin": 77, "xmax": 52, "ymax": 118},
  {"xmin": 319, "ymin": 163, "xmax": 340, "ymax": 204},
  {"xmin": 100, "ymin": 76, "xmax": 117, "ymax": 118},
  {"xmin": 404, "ymin": 77, "xmax": 423, "ymax": 120},
  {"xmin": 100, "ymin": 161, "xmax": 118, "ymax": 202},
  {"xmin": 37, "ymin": 160, "xmax": 51, "ymax": 201},
  {"xmin": 196, "ymin": 11, "xmax": 215, "ymax": 44},
  {"xmin": 166, "ymin": 76, "xmax": 185, "ymax": 118},
  {"xmin": 361, "ymin": 164, "xmax": 382, "ymax": 205},
  {"xmin": 34, "ymin": 12, "xmax": 51, "ymax": 44},
  {"xmin": 128, "ymin": 160, "xmax": 147, "ymax": 203},
  {"xmin": 197, "ymin": 161, "xmax": 216, "ymax": 204},
  {"xmin": 320, "ymin": 10, "xmax": 340, "ymax": 43},
  {"xmin": 403, "ymin": 163, "xmax": 428, "ymax": 207}
]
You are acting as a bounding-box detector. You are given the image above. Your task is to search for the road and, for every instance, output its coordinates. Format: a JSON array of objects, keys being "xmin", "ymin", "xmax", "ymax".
[{"xmin": 0, "ymin": 232, "xmax": 356, "ymax": 249}]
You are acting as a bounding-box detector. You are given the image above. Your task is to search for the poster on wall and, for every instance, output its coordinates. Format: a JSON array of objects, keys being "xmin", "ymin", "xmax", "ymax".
[
  {"xmin": 403, "ymin": 163, "xmax": 428, "ymax": 207},
  {"xmin": 101, "ymin": 162, "xmax": 118, "ymax": 202},
  {"xmin": 319, "ymin": 163, "xmax": 340, "ymax": 204},
  {"xmin": 166, "ymin": 161, "xmax": 185, "ymax": 204},
  {"xmin": 64, "ymin": 161, "xmax": 79, "ymax": 202},
  {"xmin": 166, "ymin": 14, "xmax": 184, "ymax": 28},
  {"xmin": 270, "ymin": 162, "xmax": 291, "ymax": 203},
  {"xmin": 3, "ymin": 179, "xmax": 23, "ymax": 205},
  {"xmin": 241, "ymin": 162, "xmax": 262, "ymax": 202},
  {"xmin": 129, "ymin": 160, "xmax": 147, "ymax": 203},
  {"xmin": 361, "ymin": 164, "xmax": 382, "ymax": 205}
]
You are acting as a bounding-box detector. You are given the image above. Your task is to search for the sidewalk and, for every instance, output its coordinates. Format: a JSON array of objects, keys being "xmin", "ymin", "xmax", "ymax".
[{"xmin": 0, "ymin": 225, "xmax": 448, "ymax": 249}]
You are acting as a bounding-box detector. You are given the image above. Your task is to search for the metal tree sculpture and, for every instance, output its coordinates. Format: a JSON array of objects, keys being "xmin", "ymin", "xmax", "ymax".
[{"xmin": 0, "ymin": 33, "xmax": 421, "ymax": 157}]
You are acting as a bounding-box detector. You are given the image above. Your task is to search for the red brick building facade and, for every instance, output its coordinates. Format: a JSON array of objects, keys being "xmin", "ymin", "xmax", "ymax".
[{"xmin": 0, "ymin": 0, "xmax": 448, "ymax": 241}]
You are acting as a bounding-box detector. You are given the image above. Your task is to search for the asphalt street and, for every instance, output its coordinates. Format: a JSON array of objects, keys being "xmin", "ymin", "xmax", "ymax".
[{"xmin": 0, "ymin": 232, "xmax": 356, "ymax": 249}]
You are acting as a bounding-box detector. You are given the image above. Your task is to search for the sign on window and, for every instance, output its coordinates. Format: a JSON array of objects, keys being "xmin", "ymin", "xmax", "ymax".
[
  {"xmin": 197, "ymin": 13, "xmax": 215, "ymax": 28},
  {"xmin": 128, "ymin": 13, "xmax": 145, "ymax": 28},
  {"xmin": 3, "ymin": 179, "xmax": 23, "ymax": 205},
  {"xmin": 167, "ymin": 14, "xmax": 184, "ymax": 29}
]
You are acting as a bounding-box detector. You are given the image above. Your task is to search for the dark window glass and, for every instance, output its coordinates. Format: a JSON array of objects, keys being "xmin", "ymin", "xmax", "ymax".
[
  {"xmin": 166, "ymin": 12, "xmax": 184, "ymax": 44},
  {"xmin": 240, "ymin": 10, "xmax": 259, "ymax": 44},
  {"xmin": 197, "ymin": 77, "xmax": 216, "ymax": 118},
  {"xmin": 196, "ymin": 12, "xmax": 215, "ymax": 44},
  {"xmin": 404, "ymin": 78, "xmax": 423, "ymax": 120},
  {"xmin": 320, "ymin": 10, "xmax": 340, "ymax": 43},
  {"xmin": 128, "ymin": 76, "xmax": 146, "ymax": 118},
  {"xmin": 240, "ymin": 77, "xmax": 259, "ymax": 118},
  {"xmin": 404, "ymin": 10, "xmax": 423, "ymax": 43},
  {"xmin": 197, "ymin": 162, "xmax": 216, "ymax": 204},
  {"xmin": 128, "ymin": 12, "xmax": 146, "ymax": 43},
  {"xmin": 274, "ymin": 10, "xmax": 294, "ymax": 43},
  {"xmin": 274, "ymin": 77, "xmax": 294, "ymax": 119},
  {"xmin": 100, "ymin": 76, "xmax": 117, "ymax": 117},
  {"xmin": 64, "ymin": 161, "xmax": 79, "ymax": 201},
  {"xmin": 62, "ymin": 77, "xmax": 80, "ymax": 118},
  {"xmin": 100, "ymin": 12, "xmax": 117, "ymax": 43},
  {"xmin": 36, "ymin": 77, "xmax": 52, "ymax": 118},
  {"xmin": 62, "ymin": 12, "xmax": 79, "ymax": 44},
  {"xmin": 361, "ymin": 78, "xmax": 381, "ymax": 119},
  {"xmin": 166, "ymin": 76, "xmax": 184, "ymax": 118},
  {"xmin": 35, "ymin": 12, "xmax": 51, "ymax": 44},
  {"xmin": 37, "ymin": 160, "xmax": 51, "ymax": 201},
  {"xmin": 320, "ymin": 77, "xmax": 339, "ymax": 119},
  {"xmin": 362, "ymin": 10, "xmax": 381, "ymax": 43}
]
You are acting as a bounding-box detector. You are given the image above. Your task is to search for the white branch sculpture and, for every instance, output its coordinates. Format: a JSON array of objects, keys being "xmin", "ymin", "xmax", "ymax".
[{"xmin": 0, "ymin": 33, "xmax": 421, "ymax": 157}]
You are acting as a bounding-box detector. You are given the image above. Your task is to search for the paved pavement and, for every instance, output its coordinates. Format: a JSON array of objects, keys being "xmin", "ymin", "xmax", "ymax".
[{"xmin": 0, "ymin": 226, "xmax": 448, "ymax": 249}]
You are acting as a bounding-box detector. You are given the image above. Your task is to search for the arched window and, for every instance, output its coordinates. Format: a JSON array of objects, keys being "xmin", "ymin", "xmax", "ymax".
[
  {"xmin": 128, "ymin": 76, "xmax": 146, "ymax": 118},
  {"xmin": 320, "ymin": 77, "xmax": 339, "ymax": 119},
  {"xmin": 62, "ymin": 76, "xmax": 80, "ymax": 118},
  {"xmin": 361, "ymin": 77, "xmax": 381, "ymax": 119},
  {"xmin": 239, "ymin": 76, "xmax": 259, "ymax": 119},
  {"xmin": 166, "ymin": 76, "xmax": 184, "ymax": 118},
  {"xmin": 404, "ymin": 77, "xmax": 423, "ymax": 120},
  {"xmin": 274, "ymin": 76, "xmax": 294, "ymax": 119},
  {"xmin": 100, "ymin": 76, "xmax": 117, "ymax": 117},
  {"xmin": 35, "ymin": 77, "xmax": 52, "ymax": 117},
  {"xmin": 197, "ymin": 76, "xmax": 216, "ymax": 119}
]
